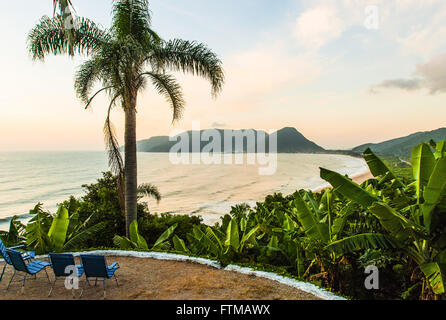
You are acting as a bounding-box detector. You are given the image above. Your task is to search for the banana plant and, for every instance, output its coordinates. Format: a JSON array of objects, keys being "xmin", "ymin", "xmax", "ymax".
[
  {"xmin": 26, "ymin": 204, "xmax": 105, "ymax": 254},
  {"xmin": 320, "ymin": 141, "xmax": 446, "ymax": 296},
  {"xmin": 0, "ymin": 216, "xmax": 27, "ymax": 247},
  {"xmin": 287, "ymin": 189, "xmax": 393, "ymax": 278},
  {"xmin": 175, "ymin": 217, "xmax": 260, "ymax": 264},
  {"xmin": 113, "ymin": 220, "xmax": 178, "ymax": 251}
]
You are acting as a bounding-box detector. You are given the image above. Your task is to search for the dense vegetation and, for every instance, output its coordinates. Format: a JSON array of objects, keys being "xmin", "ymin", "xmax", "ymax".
[
  {"xmin": 353, "ymin": 128, "xmax": 446, "ymax": 159},
  {"xmin": 2, "ymin": 140, "xmax": 445, "ymax": 300},
  {"xmin": 126, "ymin": 140, "xmax": 446, "ymax": 300}
]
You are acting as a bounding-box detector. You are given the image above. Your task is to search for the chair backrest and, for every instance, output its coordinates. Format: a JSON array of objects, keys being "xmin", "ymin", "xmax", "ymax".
[
  {"xmin": 49, "ymin": 253, "xmax": 77, "ymax": 277},
  {"xmin": 6, "ymin": 249, "xmax": 28, "ymax": 273},
  {"xmin": 80, "ymin": 254, "xmax": 107, "ymax": 278},
  {"xmin": 0, "ymin": 239, "xmax": 12, "ymax": 265}
]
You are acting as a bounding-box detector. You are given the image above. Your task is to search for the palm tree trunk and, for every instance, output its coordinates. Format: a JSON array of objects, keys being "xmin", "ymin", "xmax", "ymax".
[{"xmin": 124, "ymin": 105, "xmax": 138, "ymax": 237}]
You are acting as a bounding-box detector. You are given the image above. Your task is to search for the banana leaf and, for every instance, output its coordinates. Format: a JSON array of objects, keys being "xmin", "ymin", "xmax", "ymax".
[
  {"xmin": 293, "ymin": 191, "xmax": 329, "ymax": 242},
  {"xmin": 63, "ymin": 222, "xmax": 106, "ymax": 251},
  {"xmin": 327, "ymin": 233, "xmax": 395, "ymax": 255},
  {"xmin": 422, "ymin": 157, "xmax": 446, "ymax": 232},
  {"xmin": 420, "ymin": 262, "xmax": 446, "ymax": 294},
  {"xmin": 304, "ymin": 191, "xmax": 324, "ymax": 219},
  {"xmin": 129, "ymin": 220, "xmax": 148, "ymax": 250},
  {"xmin": 282, "ymin": 214, "xmax": 296, "ymax": 232},
  {"xmin": 363, "ymin": 148, "xmax": 404, "ymax": 187},
  {"xmin": 172, "ymin": 235, "xmax": 189, "ymax": 253},
  {"xmin": 412, "ymin": 143, "xmax": 435, "ymax": 203},
  {"xmin": 240, "ymin": 218, "xmax": 247, "ymax": 232},
  {"xmin": 152, "ymin": 223, "xmax": 177, "ymax": 249},
  {"xmin": 225, "ymin": 220, "xmax": 240, "ymax": 250},
  {"xmin": 331, "ymin": 201, "xmax": 355, "ymax": 239},
  {"xmin": 320, "ymin": 168, "xmax": 378, "ymax": 208},
  {"xmin": 3, "ymin": 216, "xmax": 24, "ymax": 246},
  {"xmin": 240, "ymin": 225, "xmax": 260, "ymax": 251},
  {"xmin": 319, "ymin": 189, "xmax": 333, "ymax": 213},
  {"xmin": 369, "ymin": 202, "xmax": 425, "ymax": 242},
  {"xmin": 295, "ymin": 242, "xmax": 305, "ymax": 278},
  {"xmin": 48, "ymin": 206, "xmax": 70, "ymax": 252},
  {"xmin": 113, "ymin": 235, "xmax": 136, "ymax": 250},
  {"xmin": 204, "ymin": 227, "xmax": 224, "ymax": 257},
  {"xmin": 268, "ymin": 235, "xmax": 279, "ymax": 248},
  {"xmin": 432, "ymin": 140, "xmax": 446, "ymax": 159}
]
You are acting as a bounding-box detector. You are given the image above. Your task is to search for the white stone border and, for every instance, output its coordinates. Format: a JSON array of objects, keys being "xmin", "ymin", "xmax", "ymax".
[{"xmin": 36, "ymin": 250, "xmax": 345, "ymax": 300}]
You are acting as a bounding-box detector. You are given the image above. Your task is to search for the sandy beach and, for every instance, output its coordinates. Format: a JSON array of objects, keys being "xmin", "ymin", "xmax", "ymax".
[
  {"xmin": 311, "ymin": 159, "xmax": 373, "ymax": 193},
  {"xmin": 0, "ymin": 152, "xmax": 371, "ymax": 229}
]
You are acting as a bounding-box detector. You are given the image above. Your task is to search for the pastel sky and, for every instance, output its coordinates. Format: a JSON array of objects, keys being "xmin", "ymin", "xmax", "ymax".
[{"xmin": 1, "ymin": 0, "xmax": 446, "ymax": 151}]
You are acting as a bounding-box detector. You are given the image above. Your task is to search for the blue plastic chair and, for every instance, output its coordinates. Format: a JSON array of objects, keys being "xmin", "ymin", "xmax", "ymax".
[
  {"xmin": 80, "ymin": 254, "xmax": 119, "ymax": 298},
  {"xmin": 0, "ymin": 239, "xmax": 35, "ymax": 282},
  {"xmin": 6, "ymin": 249, "xmax": 51, "ymax": 294},
  {"xmin": 48, "ymin": 253, "xmax": 84, "ymax": 297}
]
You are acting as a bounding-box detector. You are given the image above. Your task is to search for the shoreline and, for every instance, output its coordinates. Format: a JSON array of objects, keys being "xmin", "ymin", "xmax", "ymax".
[
  {"xmin": 0, "ymin": 154, "xmax": 371, "ymax": 230},
  {"xmin": 311, "ymin": 158, "xmax": 373, "ymax": 193},
  {"xmin": 198, "ymin": 156, "xmax": 372, "ymax": 226}
]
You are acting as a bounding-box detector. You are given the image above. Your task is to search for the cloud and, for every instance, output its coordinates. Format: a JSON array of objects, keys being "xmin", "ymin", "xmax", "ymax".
[
  {"xmin": 415, "ymin": 52, "xmax": 446, "ymax": 94},
  {"xmin": 294, "ymin": 5, "xmax": 346, "ymax": 49},
  {"xmin": 370, "ymin": 78, "xmax": 422, "ymax": 93},
  {"xmin": 370, "ymin": 52, "xmax": 446, "ymax": 94}
]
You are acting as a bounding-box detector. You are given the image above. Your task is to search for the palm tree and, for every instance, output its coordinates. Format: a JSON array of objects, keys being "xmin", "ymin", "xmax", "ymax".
[
  {"xmin": 52, "ymin": 0, "xmax": 76, "ymax": 56},
  {"xmin": 28, "ymin": 0, "xmax": 224, "ymax": 236}
]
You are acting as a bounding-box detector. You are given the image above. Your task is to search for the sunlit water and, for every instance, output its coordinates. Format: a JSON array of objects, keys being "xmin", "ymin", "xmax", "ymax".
[{"xmin": 0, "ymin": 152, "xmax": 368, "ymax": 230}]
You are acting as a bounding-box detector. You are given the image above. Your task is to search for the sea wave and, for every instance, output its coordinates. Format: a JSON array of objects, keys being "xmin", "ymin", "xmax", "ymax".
[{"xmin": 0, "ymin": 152, "xmax": 369, "ymax": 230}]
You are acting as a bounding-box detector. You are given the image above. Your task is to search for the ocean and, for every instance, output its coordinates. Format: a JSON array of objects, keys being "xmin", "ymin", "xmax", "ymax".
[{"xmin": 0, "ymin": 151, "xmax": 368, "ymax": 230}]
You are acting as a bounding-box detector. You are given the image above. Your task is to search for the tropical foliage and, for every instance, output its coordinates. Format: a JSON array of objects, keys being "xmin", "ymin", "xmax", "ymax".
[
  {"xmin": 25, "ymin": 203, "xmax": 106, "ymax": 254},
  {"xmin": 113, "ymin": 220, "xmax": 178, "ymax": 250},
  {"xmin": 59, "ymin": 172, "xmax": 201, "ymax": 249},
  {"xmin": 156, "ymin": 140, "xmax": 446, "ymax": 300},
  {"xmin": 0, "ymin": 216, "xmax": 27, "ymax": 247},
  {"xmin": 3, "ymin": 141, "xmax": 445, "ymax": 299}
]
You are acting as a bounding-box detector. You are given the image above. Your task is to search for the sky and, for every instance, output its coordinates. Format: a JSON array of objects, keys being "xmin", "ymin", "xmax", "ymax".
[{"xmin": 1, "ymin": 0, "xmax": 446, "ymax": 151}]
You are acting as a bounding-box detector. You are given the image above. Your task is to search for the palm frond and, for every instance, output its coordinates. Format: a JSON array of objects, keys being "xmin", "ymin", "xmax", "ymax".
[
  {"xmin": 74, "ymin": 59, "xmax": 102, "ymax": 105},
  {"xmin": 103, "ymin": 94, "xmax": 124, "ymax": 176},
  {"xmin": 137, "ymin": 183, "xmax": 162, "ymax": 203},
  {"xmin": 112, "ymin": 0, "xmax": 153, "ymax": 42},
  {"xmin": 53, "ymin": 0, "xmax": 76, "ymax": 55},
  {"xmin": 83, "ymin": 86, "xmax": 114, "ymax": 109},
  {"xmin": 153, "ymin": 39, "xmax": 225, "ymax": 97},
  {"xmin": 28, "ymin": 15, "xmax": 110, "ymax": 61},
  {"xmin": 140, "ymin": 72, "xmax": 185, "ymax": 123}
]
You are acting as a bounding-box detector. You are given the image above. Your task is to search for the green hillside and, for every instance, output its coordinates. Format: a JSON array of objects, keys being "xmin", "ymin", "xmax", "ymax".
[{"xmin": 353, "ymin": 128, "xmax": 446, "ymax": 159}]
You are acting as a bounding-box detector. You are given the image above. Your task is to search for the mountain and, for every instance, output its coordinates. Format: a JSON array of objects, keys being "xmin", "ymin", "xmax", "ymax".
[
  {"xmin": 353, "ymin": 128, "xmax": 446, "ymax": 158},
  {"xmin": 135, "ymin": 127, "xmax": 325, "ymax": 153},
  {"xmin": 275, "ymin": 127, "xmax": 325, "ymax": 153}
]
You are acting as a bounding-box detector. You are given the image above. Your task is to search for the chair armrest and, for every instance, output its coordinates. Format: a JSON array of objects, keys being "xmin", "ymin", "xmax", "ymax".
[{"xmin": 10, "ymin": 244, "xmax": 25, "ymax": 250}]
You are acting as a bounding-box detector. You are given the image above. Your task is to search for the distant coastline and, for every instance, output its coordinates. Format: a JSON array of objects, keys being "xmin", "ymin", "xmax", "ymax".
[
  {"xmin": 311, "ymin": 157, "xmax": 372, "ymax": 194},
  {"xmin": 0, "ymin": 152, "xmax": 367, "ymax": 230}
]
